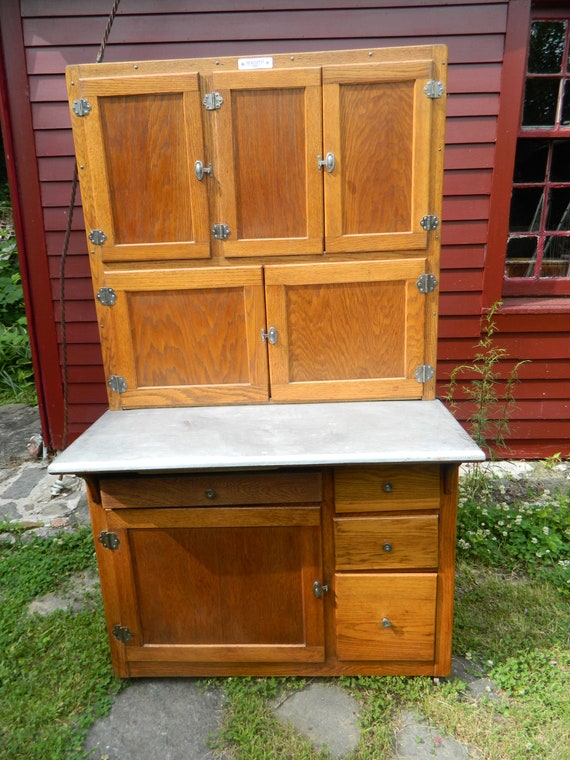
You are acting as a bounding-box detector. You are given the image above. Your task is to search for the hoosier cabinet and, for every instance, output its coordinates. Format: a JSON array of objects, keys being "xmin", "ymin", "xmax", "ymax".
[{"xmin": 49, "ymin": 45, "xmax": 484, "ymax": 678}]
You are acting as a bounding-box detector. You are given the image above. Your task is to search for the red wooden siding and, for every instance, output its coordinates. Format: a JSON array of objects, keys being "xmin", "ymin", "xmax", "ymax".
[{"xmin": 1, "ymin": 0, "xmax": 567, "ymax": 457}]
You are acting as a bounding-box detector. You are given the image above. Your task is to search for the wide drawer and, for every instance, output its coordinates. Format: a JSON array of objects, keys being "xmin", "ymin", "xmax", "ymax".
[
  {"xmin": 100, "ymin": 470, "xmax": 322, "ymax": 509},
  {"xmin": 335, "ymin": 515, "xmax": 438, "ymax": 570},
  {"xmin": 334, "ymin": 465, "xmax": 440, "ymax": 512},
  {"xmin": 335, "ymin": 573, "xmax": 437, "ymax": 661}
]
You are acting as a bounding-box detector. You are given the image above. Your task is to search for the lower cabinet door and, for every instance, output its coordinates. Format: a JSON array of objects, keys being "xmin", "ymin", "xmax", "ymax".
[
  {"xmin": 104, "ymin": 506, "xmax": 325, "ymax": 666},
  {"xmin": 335, "ymin": 573, "xmax": 437, "ymax": 661}
]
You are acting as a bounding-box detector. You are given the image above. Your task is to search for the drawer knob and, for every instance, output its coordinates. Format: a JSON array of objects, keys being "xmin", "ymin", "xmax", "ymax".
[
  {"xmin": 382, "ymin": 542, "xmax": 393, "ymax": 553},
  {"xmin": 204, "ymin": 488, "xmax": 217, "ymax": 500},
  {"xmin": 383, "ymin": 482, "xmax": 393, "ymax": 493},
  {"xmin": 381, "ymin": 617, "xmax": 392, "ymax": 629}
]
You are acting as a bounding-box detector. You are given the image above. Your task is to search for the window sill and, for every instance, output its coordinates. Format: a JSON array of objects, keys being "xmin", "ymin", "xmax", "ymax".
[{"xmin": 495, "ymin": 297, "xmax": 570, "ymax": 314}]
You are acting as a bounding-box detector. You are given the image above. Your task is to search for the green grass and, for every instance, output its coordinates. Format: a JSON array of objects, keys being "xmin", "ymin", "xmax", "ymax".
[
  {"xmin": 1, "ymin": 475, "xmax": 569, "ymax": 759},
  {"xmin": 0, "ymin": 529, "xmax": 124, "ymax": 759}
]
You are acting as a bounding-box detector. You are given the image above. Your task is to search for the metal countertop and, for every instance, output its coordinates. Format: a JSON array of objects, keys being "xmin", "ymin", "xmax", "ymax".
[{"xmin": 48, "ymin": 400, "xmax": 484, "ymax": 475}]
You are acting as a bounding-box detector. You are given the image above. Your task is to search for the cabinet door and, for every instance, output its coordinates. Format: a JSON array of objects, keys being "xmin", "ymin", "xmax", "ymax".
[
  {"xmin": 211, "ymin": 68, "xmax": 324, "ymax": 257},
  {"xmin": 100, "ymin": 266, "xmax": 269, "ymax": 408},
  {"xmin": 264, "ymin": 259, "xmax": 427, "ymax": 402},
  {"xmin": 322, "ymin": 60, "xmax": 438, "ymax": 253},
  {"xmin": 103, "ymin": 505, "xmax": 325, "ymax": 668},
  {"xmin": 69, "ymin": 69, "xmax": 210, "ymax": 262}
]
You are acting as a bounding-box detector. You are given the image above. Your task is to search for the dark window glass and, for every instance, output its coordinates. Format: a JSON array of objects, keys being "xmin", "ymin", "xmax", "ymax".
[
  {"xmin": 513, "ymin": 139, "xmax": 549, "ymax": 182},
  {"xmin": 562, "ymin": 80, "xmax": 570, "ymax": 125},
  {"xmin": 546, "ymin": 188, "xmax": 570, "ymax": 230},
  {"xmin": 505, "ymin": 237, "xmax": 538, "ymax": 277},
  {"xmin": 551, "ymin": 140, "xmax": 570, "ymax": 180},
  {"xmin": 541, "ymin": 237, "xmax": 570, "ymax": 276},
  {"xmin": 528, "ymin": 21, "xmax": 566, "ymax": 73},
  {"xmin": 522, "ymin": 79, "xmax": 560, "ymax": 126},
  {"xmin": 509, "ymin": 187, "xmax": 544, "ymax": 231}
]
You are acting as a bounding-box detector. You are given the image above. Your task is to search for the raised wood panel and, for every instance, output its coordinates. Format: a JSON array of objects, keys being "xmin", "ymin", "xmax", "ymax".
[
  {"xmin": 334, "ymin": 465, "xmax": 440, "ymax": 512},
  {"xmin": 335, "ymin": 515, "xmax": 439, "ymax": 570},
  {"xmin": 212, "ymin": 67, "xmax": 323, "ymax": 257},
  {"xmin": 322, "ymin": 60, "xmax": 435, "ymax": 253},
  {"xmin": 335, "ymin": 573, "xmax": 437, "ymax": 661},
  {"xmin": 264, "ymin": 259, "xmax": 428, "ymax": 402},
  {"xmin": 68, "ymin": 69, "xmax": 210, "ymax": 261},
  {"xmin": 101, "ymin": 266, "xmax": 269, "ymax": 408},
  {"xmin": 112, "ymin": 521, "xmax": 324, "ymax": 661}
]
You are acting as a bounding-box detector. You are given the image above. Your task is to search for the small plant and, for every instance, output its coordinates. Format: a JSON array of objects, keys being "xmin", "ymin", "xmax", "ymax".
[{"xmin": 445, "ymin": 302, "xmax": 529, "ymax": 460}]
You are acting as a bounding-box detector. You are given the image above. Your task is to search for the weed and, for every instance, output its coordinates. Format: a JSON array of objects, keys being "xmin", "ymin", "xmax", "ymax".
[{"xmin": 445, "ymin": 301, "xmax": 529, "ymax": 459}]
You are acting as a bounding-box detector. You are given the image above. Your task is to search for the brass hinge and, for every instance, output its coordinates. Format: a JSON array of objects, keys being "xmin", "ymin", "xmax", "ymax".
[
  {"xmin": 212, "ymin": 223, "xmax": 231, "ymax": 240},
  {"xmin": 424, "ymin": 80, "xmax": 445, "ymax": 99},
  {"xmin": 96, "ymin": 287, "xmax": 117, "ymax": 306},
  {"xmin": 72, "ymin": 98, "xmax": 92, "ymax": 117},
  {"xmin": 203, "ymin": 91, "xmax": 223, "ymax": 110},
  {"xmin": 112, "ymin": 625, "xmax": 133, "ymax": 643},
  {"xmin": 108, "ymin": 375, "xmax": 127, "ymax": 394},
  {"xmin": 415, "ymin": 364, "xmax": 436, "ymax": 383},
  {"xmin": 416, "ymin": 274, "xmax": 439, "ymax": 294},
  {"xmin": 88, "ymin": 229, "xmax": 107, "ymax": 246},
  {"xmin": 98, "ymin": 531, "xmax": 120, "ymax": 550},
  {"xmin": 420, "ymin": 215, "xmax": 439, "ymax": 232}
]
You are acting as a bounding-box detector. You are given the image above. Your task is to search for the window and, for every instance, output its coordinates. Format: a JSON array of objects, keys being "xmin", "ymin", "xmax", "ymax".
[{"xmin": 505, "ymin": 13, "xmax": 570, "ymax": 295}]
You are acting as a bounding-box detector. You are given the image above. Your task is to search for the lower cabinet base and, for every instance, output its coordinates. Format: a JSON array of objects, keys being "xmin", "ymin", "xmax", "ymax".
[{"xmin": 88, "ymin": 463, "xmax": 459, "ymax": 679}]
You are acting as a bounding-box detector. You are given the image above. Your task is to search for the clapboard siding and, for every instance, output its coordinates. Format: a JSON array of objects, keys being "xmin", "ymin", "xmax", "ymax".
[{"xmin": 4, "ymin": 0, "xmax": 566, "ymax": 456}]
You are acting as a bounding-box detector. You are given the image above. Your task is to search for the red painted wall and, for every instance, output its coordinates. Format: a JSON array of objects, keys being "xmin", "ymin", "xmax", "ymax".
[{"xmin": 1, "ymin": 0, "xmax": 568, "ymax": 457}]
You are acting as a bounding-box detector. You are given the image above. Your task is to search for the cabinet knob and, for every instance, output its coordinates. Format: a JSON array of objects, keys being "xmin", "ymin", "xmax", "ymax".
[
  {"xmin": 204, "ymin": 488, "xmax": 217, "ymax": 500},
  {"xmin": 313, "ymin": 580, "xmax": 330, "ymax": 599},
  {"xmin": 383, "ymin": 482, "xmax": 393, "ymax": 493},
  {"xmin": 194, "ymin": 160, "xmax": 212, "ymax": 181},
  {"xmin": 317, "ymin": 152, "xmax": 336, "ymax": 173},
  {"xmin": 381, "ymin": 617, "xmax": 392, "ymax": 629},
  {"xmin": 382, "ymin": 542, "xmax": 393, "ymax": 553}
]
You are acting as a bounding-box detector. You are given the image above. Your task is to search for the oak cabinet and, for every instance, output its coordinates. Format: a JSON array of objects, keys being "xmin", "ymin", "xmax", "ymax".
[{"xmin": 66, "ymin": 45, "xmax": 446, "ymax": 409}]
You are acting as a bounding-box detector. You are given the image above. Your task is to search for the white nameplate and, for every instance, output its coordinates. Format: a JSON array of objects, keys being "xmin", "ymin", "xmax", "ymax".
[{"xmin": 238, "ymin": 57, "xmax": 274, "ymax": 71}]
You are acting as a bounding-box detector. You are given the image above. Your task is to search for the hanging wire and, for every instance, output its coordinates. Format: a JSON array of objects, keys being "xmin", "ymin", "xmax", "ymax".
[{"xmin": 58, "ymin": 0, "xmax": 122, "ymax": 451}]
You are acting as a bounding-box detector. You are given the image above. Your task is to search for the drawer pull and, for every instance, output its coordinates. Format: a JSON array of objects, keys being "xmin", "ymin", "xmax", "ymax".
[
  {"xmin": 204, "ymin": 488, "xmax": 217, "ymax": 500},
  {"xmin": 383, "ymin": 482, "xmax": 393, "ymax": 493},
  {"xmin": 382, "ymin": 542, "xmax": 393, "ymax": 553},
  {"xmin": 381, "ymin": 617, "xmax": 392, "ymax": 628}
]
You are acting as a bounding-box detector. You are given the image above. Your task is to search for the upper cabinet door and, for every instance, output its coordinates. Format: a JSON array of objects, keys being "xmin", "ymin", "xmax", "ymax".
[
  {"xmin": 322, "ymin": 60, "xmax": 437, "ymax": 253},
  {"xmin": 211, "ymin": 68, "xmax": 324, "ymax": 257},
  {"xmin": 69, "ymin": 70, "xmax": 210, "ymax": 262}
]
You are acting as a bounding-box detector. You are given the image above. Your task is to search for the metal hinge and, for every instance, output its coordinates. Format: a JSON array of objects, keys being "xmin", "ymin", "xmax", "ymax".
[
  {"xmin": 97, "ymin": 287, "xmax": 117, "ymax": 306},
  {"xmin": 203, "ymin": 91, "xmax": 223, "ymax": 110},
  {"xmin": 424, "ymin": 80, "xmax": 445, "ymax": 99},
  {"xmin": 415, "ymin": 364, "xmax": 436, "ymax": 383},
  {"xmin": 88, "ymin": 229, "xmax": 107, "ymax": 246},
  {"xmin": 212, "ymin": 223, "xmax": 231, "ymax": 240},
  {"xmin": 112, "ymin": 625, "xmax": 133, "ymax": 643},
  {"xmin": 108, "ymin": 375, "xmax": 127, "ymax": 394},
  {"xmin": 98, "ymin": 531, "xmax": 120, "ymax": 550},
  {"xmin": 261, "ymin": 326, "xmax": 278, "ymax": 345},
  {"xmin": 416, "ymin": 274, "xmax": 439, "ymax": 294},
  {"xmin": 420, "ymin": 215, "xmax": 439, "ymax": 232},
  {"xmin": 72, "ymin": 98, "xmax": 92, "ymax": 117}
]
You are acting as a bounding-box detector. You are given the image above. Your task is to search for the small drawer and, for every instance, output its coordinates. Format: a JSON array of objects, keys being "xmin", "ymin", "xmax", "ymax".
[
  {"xmin": 335, "ymin": 573, "xmax": 437, "ymax": 662},
  {"xmin": 335, "ymin": 515, "xmax": 438, "ymax": 570},
  {"xmin": 100, "ymin": 470, "xmax": 322, "ymax": 509},
  {"xmin": 334, "ymin": 465, "xmax": 440, "ymax": 512}
]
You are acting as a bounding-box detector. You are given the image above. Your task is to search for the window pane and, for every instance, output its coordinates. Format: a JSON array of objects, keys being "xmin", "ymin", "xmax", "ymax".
[
  {"xmin": 513, "ymin": 138, "xmax": 549, "ymax": 182},
  {"xmin": 551, "ymin": 140, "xmax": 570, "ymax": 180},
  {"xmin": 562, "ymin": 80, "xmax": 570, "ymax": 126},
  {"xmin": 509, "ymin": 187, "xmax": 544, "ymax": 231},
  {"xmin": 505, "ymin": 237, "xmax": 538, "ymax": 277},
  {"xmin": 528, "ymin": 21, "xmax": 566, "ymax": 73},
  {"xmin": 541, "ymin": 236, "xmax": 570, "ymax": 276},
  {"xmin": 546, "ymin": 188, "xmax": 570, "ymax": 230},
  {"xmin": 522, "ymin": 79, "xmax": 560, "ymax": 126}
]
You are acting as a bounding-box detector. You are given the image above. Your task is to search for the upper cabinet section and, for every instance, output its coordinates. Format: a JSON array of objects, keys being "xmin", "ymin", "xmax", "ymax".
[
  {"xmin": 67, "ymin": 70, "xmax": 210, "ymax": 262},
  {"xmin": 67, "ymin": 45, "xmax": 447, "ymax": 264}
]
